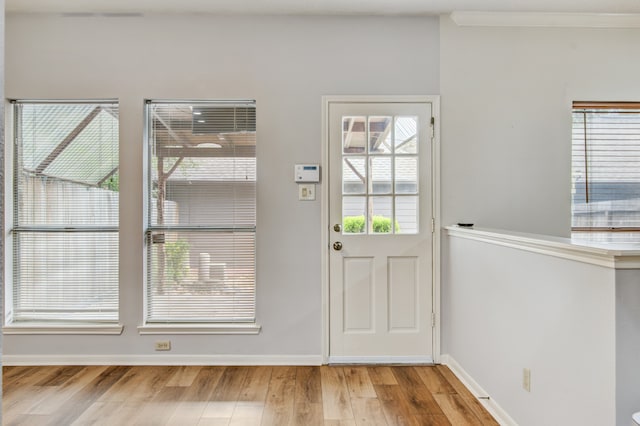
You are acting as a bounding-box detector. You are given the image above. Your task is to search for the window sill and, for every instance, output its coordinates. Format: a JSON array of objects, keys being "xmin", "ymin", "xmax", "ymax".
[
  {"xmin": 3, "ymin": 323, "xmax": 124, "ymax": 335},
  {"xmin": 138, "ymin": 323, "xmax": 262, "ymax": 335}
]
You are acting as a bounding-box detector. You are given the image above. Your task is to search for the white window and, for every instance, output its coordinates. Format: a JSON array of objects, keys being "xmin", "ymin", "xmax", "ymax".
[
  {"xmin": 572, "ymin": 102, "xmax": 640, "ymax": 231},
  {"xmin": 9, "ymin": 101, "xmax": 119, "ymax": 324},
  {"xmin": 342, "ymin": 116, "xmax": 419, "ymax": 234},
  {"xmin": 144, "ymin": 100, "xmax": 256, "ymax": 325}
]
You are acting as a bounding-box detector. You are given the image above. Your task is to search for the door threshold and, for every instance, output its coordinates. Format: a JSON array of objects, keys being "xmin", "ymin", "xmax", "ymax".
[{"xmin": 328, "ymin": 356, "xmax": 434, "ymax": 365}]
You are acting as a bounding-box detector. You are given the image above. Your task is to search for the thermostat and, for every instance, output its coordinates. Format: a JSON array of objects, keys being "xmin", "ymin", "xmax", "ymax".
[{"xmin": 294, "ymin": 164, "xmax": 320, "ymax": 183}]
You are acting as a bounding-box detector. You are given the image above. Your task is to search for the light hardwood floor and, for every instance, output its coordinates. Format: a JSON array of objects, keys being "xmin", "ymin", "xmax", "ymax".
[{"xmin": 3, "ymin": 365, "xmax": 499, "ymax": 426}]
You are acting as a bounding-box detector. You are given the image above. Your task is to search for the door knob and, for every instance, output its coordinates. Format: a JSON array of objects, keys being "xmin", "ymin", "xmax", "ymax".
[
  {"xmin": 333, "ymin": 224, "xmax": 341, "ymax": 232},
  {"xmin": 333, "ymin": 241, "xmax": 343, "ymax": 251}
]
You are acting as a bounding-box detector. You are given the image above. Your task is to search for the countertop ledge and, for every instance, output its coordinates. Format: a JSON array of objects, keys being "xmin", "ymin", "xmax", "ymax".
[{"xmin": 445, "ymin": 225, "xmax": 640, "ymax": 269}]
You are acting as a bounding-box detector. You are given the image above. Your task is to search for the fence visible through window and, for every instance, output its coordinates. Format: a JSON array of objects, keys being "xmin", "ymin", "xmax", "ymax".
[
  {"xmin": 572, "ymin": 102, "xmax": 640, "ymax": 231},
  {"xmin": 11, "ymin": 100, "xmax": 119, "ymax": 323}
]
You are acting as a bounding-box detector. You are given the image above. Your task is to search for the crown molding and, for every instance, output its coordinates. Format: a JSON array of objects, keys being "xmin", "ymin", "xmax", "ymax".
[{"xmin": 450, "ymin": 11, "xmax": 640, "ymax": 28}]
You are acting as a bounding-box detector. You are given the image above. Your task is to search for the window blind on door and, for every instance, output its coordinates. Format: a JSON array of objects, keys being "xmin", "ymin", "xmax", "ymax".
[
  {"xmin": 145, "ymin": 100, "xmax": 256, "ymax": 323},
  {"xmin": 572, "ymin": 102, "xmax": 640, "ymax": 230},
  {"xmin": 12, "ymin": 101, "xmax": 119, "ymax": 323}
]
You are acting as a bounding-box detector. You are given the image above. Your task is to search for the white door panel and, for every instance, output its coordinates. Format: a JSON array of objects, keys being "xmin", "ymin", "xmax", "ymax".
[{"xmin": 328, "ymin": 101, "xmax": 433, "ymax": 363}]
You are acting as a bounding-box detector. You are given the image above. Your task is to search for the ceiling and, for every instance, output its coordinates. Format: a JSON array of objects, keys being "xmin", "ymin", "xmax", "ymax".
[{"xmin": 6, "ymin": 0, "xmax": 640, "ymax": 15}]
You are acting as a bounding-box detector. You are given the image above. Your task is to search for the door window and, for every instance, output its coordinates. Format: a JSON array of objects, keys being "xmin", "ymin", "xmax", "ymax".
[{"xmin": 341, "ymin": 115, "xmax": 419, "ymax": 234}]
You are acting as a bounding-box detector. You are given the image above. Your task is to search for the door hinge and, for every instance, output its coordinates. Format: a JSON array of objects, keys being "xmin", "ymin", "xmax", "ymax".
[
  {"xmin": 431, "ymin": 312, "xmax": 436, "ymax": 328},
  {"xmin": 431, "ymin": 217, "xmax": 435, "ymax": 233},
  {"xmin": 430, "ymin": 116, "xmax": 435, "ymax": 139}
]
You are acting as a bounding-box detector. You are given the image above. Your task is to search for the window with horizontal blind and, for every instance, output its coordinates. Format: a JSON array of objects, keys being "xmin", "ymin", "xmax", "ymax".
[
  {"xmin": 145, "ymin": 100, "xmax": 256, "ymax": 324},
  {"xmin": 11, "ymin": 100, "xmax": 119, "ymax": 324},
  {"xmin": 572, "ymin": 102, "xmax": 640, "ymax": 230}
]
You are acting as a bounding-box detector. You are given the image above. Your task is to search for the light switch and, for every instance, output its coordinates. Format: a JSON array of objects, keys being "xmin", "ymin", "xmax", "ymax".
[{"xmin": 298, "ymin": 184, "xmax": 316, "ymax": 201}]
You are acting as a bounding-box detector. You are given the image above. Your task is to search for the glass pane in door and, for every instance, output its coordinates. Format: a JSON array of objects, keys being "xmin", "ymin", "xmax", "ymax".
[
  {"xmin": 395, "ymin": 157, "xmax": 418, "ymax": 194},
  {"xmin": 369, "ymin": 116, "xmax": 392, "ymax": 154},
  {"xmin": 343, "ymin": 196, "xmax": 367, "ymax": 234},
  {"xmin": 370, "ymin": 157, "xmax": 392, "ymax": 194},
  {"xmin": 395, "ymin": 116, "xmax": 418, "ymax": 154},
  {"xmin": 371, "ymin": 196, "xmax": 393, "ymax": 234},
  {"xmin": 343, "ymin": 157, "xmax": 366, "ymax": 194},
  {"xmin": 343, "ymin": 117, "xmax": 366, "ymax": 154},
  {"xmin": 395, "ymin": 196, "xmax": 418, "ymax": 234}
]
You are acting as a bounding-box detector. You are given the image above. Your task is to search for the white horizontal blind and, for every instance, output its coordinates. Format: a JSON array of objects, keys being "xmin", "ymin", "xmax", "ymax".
[
  {"xmin": 572, "ymin": 102, "xmax": 640, "ymax": 230},
  {"xmin": 146, "ymin": 101, "xmax": 256, "ymax": 323},
  {"xmin": 12, "ymin": 101, "xmax": 119, "ymax": 323}
]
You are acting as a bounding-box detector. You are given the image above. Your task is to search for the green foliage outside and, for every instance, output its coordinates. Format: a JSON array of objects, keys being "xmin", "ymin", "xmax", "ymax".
[
  {"xmin": 343, "ymin": 215, "xmax": 366, "ymax": 233},
  {"xmin": 372, "ymin": 216, "xmax": 394, "ymax": 233},
  {"xmin": 165, "ymin": 239, "xmax": 190, "ymax": 284},
  {"xmin": 343, "ymin": 215, "xmax": 399, "ymax": 233},
  {"xmin": 100, "ymin": 172, "xmax": 119, "ymax": 192}
]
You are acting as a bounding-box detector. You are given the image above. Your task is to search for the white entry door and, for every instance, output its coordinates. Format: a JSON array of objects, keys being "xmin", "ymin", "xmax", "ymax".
[{"xmin": 328, "ymin": 100, "xmax": 434, "ymax": 363}]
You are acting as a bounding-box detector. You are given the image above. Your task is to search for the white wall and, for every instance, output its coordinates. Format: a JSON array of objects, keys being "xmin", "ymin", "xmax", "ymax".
[
  {"xmin": 439, "ymin": 18, "xmax": 640, "ymax": 423},
  {"xmin": 4, "ymin": 14, "xmax": 439, "ymax": 359},
  {"xmin": 440, "ymin": 16, "xmax": 640, "ymax": 237},
  {"xmin": 444, "ymin": 233, "xmax": 617, "ymax": 425}
]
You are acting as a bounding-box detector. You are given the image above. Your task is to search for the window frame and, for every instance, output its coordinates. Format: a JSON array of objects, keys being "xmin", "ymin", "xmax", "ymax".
[
  {"xmin": 4, "ymin": 99, "xmax": 123, "ymax": 334},
  {"xmin": 140, "ymin": 99, "xmax": 260, "ymax": 334},
  {"xmin": 571, "ymin": 101, "xmax": 640, "ymax": 233}
]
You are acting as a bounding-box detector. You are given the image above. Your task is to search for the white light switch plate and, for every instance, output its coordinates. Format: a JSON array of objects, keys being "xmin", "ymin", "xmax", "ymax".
[{"xmin": 298, "ymin": 184, "xmax": 316, "ymax": 201}]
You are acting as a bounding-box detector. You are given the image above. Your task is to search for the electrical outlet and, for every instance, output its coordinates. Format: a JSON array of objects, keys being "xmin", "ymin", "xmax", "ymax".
[
  {"xmin": 155, "ymin": 340, "xmax": 171, "ymax": 351},
  {"xmin": 522, "ymin": 368, "xmax": 531, "ymax": 392}
]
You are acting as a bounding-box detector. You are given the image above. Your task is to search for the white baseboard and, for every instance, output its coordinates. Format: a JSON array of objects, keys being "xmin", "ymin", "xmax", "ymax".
[
  {"xmin": 441, "ymin": 354, "xmax": 518, "ymax": 426},
  {"xmin": 3, "ymin": 354, "xmax": 323, "ymax": 366},
  {"xmin": 328, "ymin": 356, "xmax": 434, "ymax": 365}
]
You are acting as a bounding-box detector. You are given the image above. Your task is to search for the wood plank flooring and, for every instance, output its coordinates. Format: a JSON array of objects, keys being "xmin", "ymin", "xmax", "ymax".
[{"xmin": 3, "ymin": 365, "xmax": 499, "ymax": 426}]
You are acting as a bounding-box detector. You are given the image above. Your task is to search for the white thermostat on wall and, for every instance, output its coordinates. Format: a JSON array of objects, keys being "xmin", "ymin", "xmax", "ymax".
[{"xmin": 294, "ymin": 164, "xmax": 320, "ymax": 183}]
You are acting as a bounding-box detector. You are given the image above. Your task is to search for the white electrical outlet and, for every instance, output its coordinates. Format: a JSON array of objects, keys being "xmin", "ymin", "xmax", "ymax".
[
  {"xmin": 522, "ymin": 368, "xmax": 531, "ymax": 392},
  {"xmin": 155, "ymin": 340, "xmax": 171, "ymax": 351}
]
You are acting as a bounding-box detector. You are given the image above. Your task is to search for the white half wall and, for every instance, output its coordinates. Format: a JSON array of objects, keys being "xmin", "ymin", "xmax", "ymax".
[
  {"xmin": 616, "ymin": 270, "xmax": 640, "ymax": 424},
  {"xmin": 440, "ymin": 17, "xmax": 640, "ymax": 423},
  {"xmin": 3, "ymin": 14, "xmax": 439, "ymax": 358},
  {"xmin": 440, "ymin": 15, "xmax": 640, "ymax": 237},
  {"xmin": 444, "ymin": 231, "xmax": 617, "ymax": 425}
]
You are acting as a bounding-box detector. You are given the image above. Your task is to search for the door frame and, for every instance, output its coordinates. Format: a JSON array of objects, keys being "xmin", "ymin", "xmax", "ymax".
[{"xmin": 321, "ymin": 95, "xmax": 441, "ymax": 364}]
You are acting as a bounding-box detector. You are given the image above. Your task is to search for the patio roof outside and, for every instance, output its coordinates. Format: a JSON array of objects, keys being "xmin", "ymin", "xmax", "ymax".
[{"xmin": 19, "ymin": 102, "xmax": 119, "ymax": 187}]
